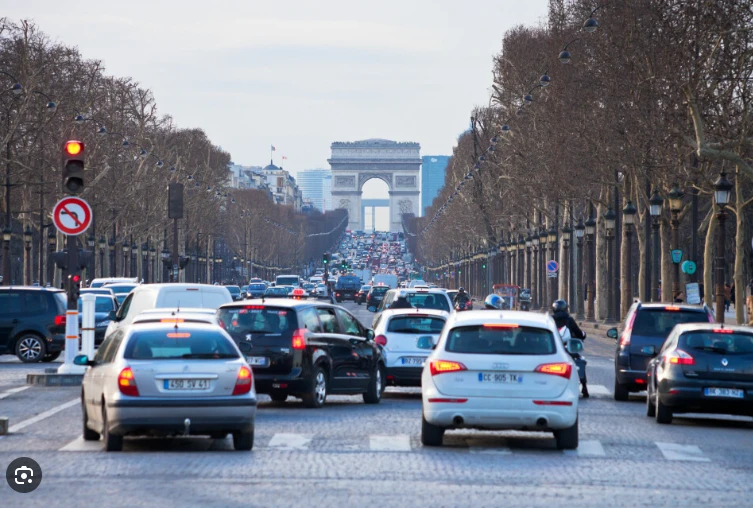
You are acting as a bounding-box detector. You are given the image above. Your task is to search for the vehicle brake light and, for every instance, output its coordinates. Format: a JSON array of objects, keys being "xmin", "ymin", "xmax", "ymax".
[
  {"xmin": 292, "ymin": 329, "xmax": 307, "ymax": 350},
  {"xmin": 232, "ymin": 366, "xmax": 253, "ymax": 395},
  {"xmin": 667, "ymin": 349, "xmax": 695, "ymax": 365},
  {"xmin": 118, "ymin": 367, "xmax": 139, "ymax": 396},
  {"xmin": 428, "ymin": 398, "xmax": 468, "ymax": 403},
  {"xmin": 533, "ymin": 400, "xmax": 573, "ymax": 406},
  {"xmin": 713, "ymin": 328, "xmax": 734, "ymax": 334},
  {"xmin": 245, "ymin": 305, "xmax": 265, "ymax": 310},
  {"xmin": 167, "ymin": 332, "xmax": 191, "ymax": 338},
  {"xmin": 375, "ymin": 334, "xmax": 388, "ymax": 346},
  {"xmin": 484, "ymin": 323, "xmax": 519, "ymax": 329},
  {"xmin": 664, "ymin": 306, "xmax": 680, "ymax": 311},
  {"xmin": 54, "ymin": 315, "xmax": 66, "ymax": 326},
  {"xmin": 430, "ymin": 360, "xmax": 467, "ymax": 376},
  {"xmin": 160, "ymin": 318, "xmax": 184, "ymax": 323},
  {"xmin": 535, "ymin": 363, "xmax": 572, "ymax": 379}
]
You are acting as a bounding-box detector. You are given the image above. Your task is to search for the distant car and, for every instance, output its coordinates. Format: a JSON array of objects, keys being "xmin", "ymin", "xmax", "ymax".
[
  {"xmin": 77, "ymin": 322, "xmax": 257, "ymax": 451},
  {"xmin": 225, "ymin": 285, "xmax": 243, "ymax": 301},
  {"xmin": 103, "ymin": 283, "xmax": 140, "ymax": 305},
  {"xmin": 245, "ymin": 283, "xmax": 266, "ymax": 299},
  {"xmin": 89, "ymin": 277, "xmax": 138, "ymax": 289},
  {"xmin": 371, "ymin": 288, "xmax": 453, "ymax": 327},
  {"xmin": 315, "ymin": 284, "xmax": 329, "ymax": 299},
  {"xmin": 263, "ymin": 287, "xmax": 289, "ymax": 299},
  {"xmin": 0, "ymin": 287, "xmax": 67, "ymax": 362},
  {"xmin": 609, "ymin": 302, "xmax": 713, "ymax": 401},
  {"xmin": 356, "ymin": 285, "xmax": 372, "ymax": 305},
  {"xmin": 421, "ymin": 310, "xmax": 580, "ymax": 449},
  {"xmin": 78, "ymin": 294, "xmax": 119, "ymax": 345}
]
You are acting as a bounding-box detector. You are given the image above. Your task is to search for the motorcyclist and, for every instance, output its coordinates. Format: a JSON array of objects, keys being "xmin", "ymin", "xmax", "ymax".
[
  {"xmin": 550, "ymin": 299, "xmax": 588, "ymax": 398},
  {"xmin": 483, "ymin": 294, "xmax": 503, "ymax": 310},
  {"xmin": 453, "ymin": 287, "xmax": 471, "ymax": 310}
]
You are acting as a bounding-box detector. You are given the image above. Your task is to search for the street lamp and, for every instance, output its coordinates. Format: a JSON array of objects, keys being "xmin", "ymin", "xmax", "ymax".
[
  {"xmin": 122, "ymin": 242, "xmax": 130, "ymax": 277},
  {"xmin": 23, "ymin": 226, "xmax": 32, "ymax": 285},
  {"xmin": 532, "ymin": 234, "xmax": 540, "ymax": 308},
  {"xmin": 525, "ymin": 236, "xmax": 532, "ymax": 291},
  {"xmin": 574, "ymin": 218, "xmax": 585, "ymax": 320},
  {"xmin": 98, "ymin": 236, "xmax": 106, "ymax": 278},
  {"xmin": 668, "ymin": 183, "xmax": 684, "ymax": 299},
  {"xmin": 1, "ymin": 227, "xmax": 10, "ymax": 285},
  {"xmin": 561, "ymin": 226, "xmax": 571, "ymax": 303},
  {"xmin": 131, "ymin": 243, "xmax": 138, "ymax": 280},
  {"xmin": 585, "ymin": 215, "xmax": 596, "ymax": 321},
  {"xmin": 87, "ymin": 234, "xmax": 95, "ymax": 281},
  {"xmin": 604, "ymin": 207, "xmax": 617, "ymax": 323},
  {"xmin": 108, "ymin": 239, "xmax": 115, "ymax": 277},
  {"xmin": 622, "ymin": 201, "xmax": 637, "ymax": 316},
  {"xmin": 713, "ymin": 172, "xmax": 733, "ymax": 323},
  {"xmin": 161, "ymin": 250, "xmax": 171, "ymax": 283},
  {"xmin": 649, "ymin": 190, "xmax": 663, "ymax": 302},
  {"xmin": 48, "ymin": 231, "xmax": 57, "ymax": 286}
]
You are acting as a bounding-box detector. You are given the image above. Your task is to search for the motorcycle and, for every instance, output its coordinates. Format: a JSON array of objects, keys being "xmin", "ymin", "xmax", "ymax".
[
  {"xmin": 560, "ymin": 326, "xmax": 588, "ymax": 398},
  {"xmin": 454, "ymin": 299, "xmax": 473, "ymax": 311}
]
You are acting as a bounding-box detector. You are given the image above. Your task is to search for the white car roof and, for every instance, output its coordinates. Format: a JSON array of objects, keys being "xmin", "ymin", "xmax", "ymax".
[
  {"xmin": 446, "ymin": 310, "xmax": 555, "ymax": 329},
  {"xmin": 132, "ymin": 312, "xmax": 217, "ymax": 324},
  {"xmin": 140, "ymin": 307, "xmax": 216, "ymax": 315},
  {"xmin": 379, "ymin": 308, "xmax": 449, "ymax": 319}
]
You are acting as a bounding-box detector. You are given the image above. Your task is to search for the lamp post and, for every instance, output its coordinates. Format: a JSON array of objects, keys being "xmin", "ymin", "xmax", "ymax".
[
  {"xmin": 668, "ymin": 183, "xmax": 684, "ymax": 299},
  {"xmin": 622, "ymin": 201, "xmax": 637, "ymax": 316},
  {"xmin": 47, "ymin": 231, "xmax": 56, "ymax": 286},
  {"xmin": 540, "ymin": 229, "xmax": 548, "ymax": 306},
  {"xmin": 649, "ymin": 190, "xmax": 663, "ymax": 302},
  {"xmin": 217, "ymin": 257, "xmax": 223, "ymax": 284},
  {"xmin": 604, "ymin": 207, "xmax": 617, "ymax": 323},
  {"xmin": 108, "ymin": 239, "xmax": 115, "ymax": 277},
  {"xmin": 87, "ymin": 235, "xmax": 95, "ymax": 282},
  {"xmin": 122, "ymin": 242, "xmax": 130, "ymax": 277},
  {"xmin": 548, "ymin": 228, "xmax": 557, "ymax": 302},
  {"xmin": 161, "ymin": 251, "xmax": 171, "ymax": 283},
  {"xmin": 131, "ymin": 243, "xmax": 138, "ymax": 281},
  {"xmin": 713, "ymin": 172, "xmax": 733, "ymax": 323},
  {"xmin": 98, "ymin": 237, "xmax": 106, "ymax": 278},
  {"xmin": 142, "ymin": 243, "xmax": 149, "ymax": 284},
  {"xmin": 585, "ymin": 214, "xmax": 596, "ymax": 321},
  {"xmin": 525, "ymin": 237, "xmax": 532, "ymax": 291},
  {"xmin": 561, "ymin": 226, "xmax": 571, "ymax": 302},
  {"xmin": 23, "ymin": 226, "xmax": 32, "ymax": 285},
  {"xmin": 518, "ymin": 238, "xmax": 525, "ymax": 287},
  {"xmin": 1, "ymin": 227, "xmax": 10, "ymax": 285},
  {"xmin": 532, "ymin": 234, "xmax": 540, "ymax": 308},
  {"xmin": 574, "ymin": 219, "xmax": 585, "ymax": 320}
]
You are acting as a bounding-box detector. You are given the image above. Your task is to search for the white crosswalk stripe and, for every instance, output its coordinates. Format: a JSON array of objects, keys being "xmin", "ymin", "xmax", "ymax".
[
  {"xmin": 587, "ymin": 384, "xmax": 611, "ymax": 397},
  {"xmin": 60, "ymin": 437, "xmax": 103, "ymax": 452},
  {"xmin": 267, "ymin": 433, "xmax": 312, "ymax": 451},
  {"xmin": 655, "ymin": 442, "xmax": 710, "ymax": 462},
  {"xmin": 370, "ymin": 434, "xmax": 411, "ymax": 451},
  {"xmin": 564, "ymin": 440, "xmax": 605, "ymax": 457}
]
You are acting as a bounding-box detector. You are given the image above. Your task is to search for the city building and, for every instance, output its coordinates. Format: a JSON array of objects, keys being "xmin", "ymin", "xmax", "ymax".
[
  {"xmin": 297, "ymin": 169, "xmax": 332, "ymax": 211},
  {"xmin": 421, "ymin": 155, "xmax": 450, "ymax": 215},
  {"xmin": 261, "ymin": 161, "xmax": 303, "ymax": 211}
]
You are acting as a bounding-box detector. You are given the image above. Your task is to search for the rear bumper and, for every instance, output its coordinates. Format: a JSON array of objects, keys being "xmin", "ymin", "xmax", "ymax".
[
  {"xmin": 615, "ymin": 367, "xmax": 647, "ymax": 387},
  {"xmin": 46, "ymin": 334, "xmax": 65, "ymax": 352},
  {"xmin": 386, "ymin": 366, "xmax": 423, "ymax": 386},
  {"xmin": 658, "ymin": 379, "xmax": 753, "ymax": 416},
  {"xmin": 254, "ymin": 371, "xmax": 310, "ymax": 394}
]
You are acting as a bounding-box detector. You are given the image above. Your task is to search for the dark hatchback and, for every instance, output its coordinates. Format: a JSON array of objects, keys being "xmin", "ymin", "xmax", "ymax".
[
  {"xmin": 646, "ymin": 324, "xmax": 753, "ymax": 424},
  {"xmin": 366, "ymin": 286, "xmax": 389, "ymax": 310},
  {"xmin": 0, "ymin": 287, "xmax": 67, "ymax": 362},
  {"xmin": 218, "ymin": 300, "xmax": 385, "ymax": 408},
  {"xmin": 609, "ymin": 302, "xmax": 713, "ymax": 400}
]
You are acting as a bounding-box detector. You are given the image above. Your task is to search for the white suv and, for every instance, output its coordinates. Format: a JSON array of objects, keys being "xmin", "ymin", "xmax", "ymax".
[{"xmin": 420, "ymin": 310, "xmax": 580, "ymax": 449}]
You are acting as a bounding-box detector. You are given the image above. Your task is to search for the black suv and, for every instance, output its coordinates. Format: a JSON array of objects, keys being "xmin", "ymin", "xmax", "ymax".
[
  {"xmin": 0, "ymin": 287, "xmax": 67, "ymax": 362},
  {"xmin": 608, "ymin": 302, "xmax": 713, "ymax": 401},
  {"xmin": 334, "ymin": 275, "xmax": 361, "ymax": 302},
  {"xmin": 217, "ymin": 300, "xmax": 385, "ymax": 408}
]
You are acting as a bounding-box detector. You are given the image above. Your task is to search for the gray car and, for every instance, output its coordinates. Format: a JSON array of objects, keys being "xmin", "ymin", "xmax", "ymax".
[{"xmin": 76, "ymin": 322, "xmax": 257, "ymax": 452}]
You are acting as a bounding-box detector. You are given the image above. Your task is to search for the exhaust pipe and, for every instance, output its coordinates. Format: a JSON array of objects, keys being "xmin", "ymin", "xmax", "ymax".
[
  {"xmin": 536, "ymin": 418, "xmax": 548, "ymax": 427},
  {"xmin": 453, "ymin": 416, "xmax": 464, "ymax": 426}
]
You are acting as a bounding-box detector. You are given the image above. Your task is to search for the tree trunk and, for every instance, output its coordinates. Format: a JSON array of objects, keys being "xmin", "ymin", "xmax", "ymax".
[
  {"xmin": 620, "ymin": 226, "xmax": 631, "ymax": 318},
  {"xmin": 595, "ymin": 200, "xmax": 607, "ymax": 320},
  {"xmin": 734, "ymin": 168, "xmax": 745, "ymax": 324},
  {"xmin": 661, "ymin": 219, "xmax": 672, "ymax": 302},
  {"xmin": 636, "ymin": 212, "xmax": 647, "ymax": 302},
  {"xmin": 703, "ymin": 206, "xmax": 717, "ymax": 305}
]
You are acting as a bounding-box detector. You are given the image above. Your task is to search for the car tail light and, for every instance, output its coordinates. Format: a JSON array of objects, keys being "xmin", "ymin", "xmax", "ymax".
[
  {"xmin": 620, "ymin": 312, "xmax": 637, "ymax": 347},
  {"xmin": 232, "ymin": 366, "xmax": 253, "ymax": 395},
  {"xmin": 118, "ymin": 367, "xmax": 139, "ymax": 396},
  {"xmin": 430, "ymin": 360, "xmax": 467, "ymax": 376},
  {"xmin": 428, "ymin": 398, "xmax": 468, "ymax": 403},
  {"xmin": 533, "ymin": 400, "xmax": 573, "ymax": 406},
  {"xmin": 292, "ymin": 329, "xmax": 307, "ymax": 350},
  {"xmin": 664, "ymin": 306, "xmax": 680, "ymax": 311},
  {"xmin": 534, "ymin": 362, "xmax": 572, "ymax": 379},
  {"xmin": 484, "ymin": 323, "xmax": 519, "ymax": 329},
  {"xmin": 667, "ymin": 349, "xmax": 695, "ymax": 366},
  {"xmin": 375, "ymin": 334, "xmax": 388, "ymax": 346},
  {"xmin": 54, "ymin": 315, "xmax": 66, "ymax": 326},
  {"xmin": 713, "ymin": 328, "xmax": 734, "ymax": 334}
]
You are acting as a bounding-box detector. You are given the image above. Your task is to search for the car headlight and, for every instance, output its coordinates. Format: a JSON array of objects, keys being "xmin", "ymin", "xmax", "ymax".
[{"xmin": 95, "ymin": 320, "xmax": 111, "ymax": 327}]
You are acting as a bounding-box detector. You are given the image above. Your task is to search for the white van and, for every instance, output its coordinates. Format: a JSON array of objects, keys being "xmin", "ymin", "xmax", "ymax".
[{"xmin": 103, "ymin": 283, "xmax": 232, "ymax": 338}]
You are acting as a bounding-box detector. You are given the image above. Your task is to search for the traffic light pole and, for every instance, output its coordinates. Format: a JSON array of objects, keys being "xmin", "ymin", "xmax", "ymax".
[{"xmin": 58, "ymin": 234, "xmax": 82, "ymax": 374}]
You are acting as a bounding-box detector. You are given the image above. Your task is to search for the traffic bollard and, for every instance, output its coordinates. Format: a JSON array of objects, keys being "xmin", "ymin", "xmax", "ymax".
[
  {"xmin": 57, "ymin": 305, "xmax": 82, "ymax": 374},
  {"xmin": 80, "ymin": 293, "xmax": 96, "ymax": 360}
]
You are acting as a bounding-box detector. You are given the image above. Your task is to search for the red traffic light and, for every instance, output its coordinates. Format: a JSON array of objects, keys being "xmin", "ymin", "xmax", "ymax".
[
  {"xmin": 64, "ymin": 140, "xmax": 83, "ymax": 156},
  {"xmin": 72, "ymin": 275, "xmax": 81, "ymax": 283}
]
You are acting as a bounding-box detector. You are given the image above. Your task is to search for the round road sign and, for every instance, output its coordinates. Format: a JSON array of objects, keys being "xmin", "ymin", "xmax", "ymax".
[
  {"xmin": 546, "ymin": 260, "xmax": 559, "ymax": 273},
  {"xmin": 52, "ymin": 197, "xmax": 92, "ymax": 236}
]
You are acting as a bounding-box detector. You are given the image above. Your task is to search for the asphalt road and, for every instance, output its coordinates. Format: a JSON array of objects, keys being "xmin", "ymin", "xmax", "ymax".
[{"xmin": 1, "ymin": 301, "xmax": 752, "ymax": 507}]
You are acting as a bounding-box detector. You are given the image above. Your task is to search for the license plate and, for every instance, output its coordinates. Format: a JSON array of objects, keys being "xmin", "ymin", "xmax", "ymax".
[
  {"xmin": 400, "ymin": 357, "xmax": 425, "ymax": 366},
  {"xmin": 165, "ymin": 379, "xmax": 210, "ymax": 390},
  {"xmin": 478, "ymin": 372, "xmax": 523, "ymax": 383},
  {"xmin": 704, "ymin": 387, "xmax": 744, "ymax": 398},
  {"xmin": 247, "ymin": 356, "xmax": 269, "ymax": 367}
]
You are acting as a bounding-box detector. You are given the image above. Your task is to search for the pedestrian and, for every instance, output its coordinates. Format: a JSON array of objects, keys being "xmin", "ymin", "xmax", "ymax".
[
  {"xmin": 724, "ymin": 283, "xmax": 731, "ymax": 312},
  {"xmin": 730, "ymin": 281, "xmax": 736, "ymax": 310}
]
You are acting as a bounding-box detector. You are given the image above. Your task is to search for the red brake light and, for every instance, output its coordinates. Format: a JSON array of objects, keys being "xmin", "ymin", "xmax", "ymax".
[
  {"xmin": 232, "ymin": 366, "xmax": 253, "ymax": 395},
  {"xmin": 374, "ymin": 334, "xmax": 388, "ymax": 346},
  {"xmin": 664, "ymin": 306, "xmax": 680, "ymax": 311},
  {"xmin": 292, "ymin": 329, "xmax": 307, "ymax": 350},
  {"xmin": 483, "ymin": 323, "xmax": 519, "ymax": 329},
  {"xmin": 667, "ymin": 349, "xmax": 695, "ymax": 365},
  {"xmin": 535, "ymin": 362, "xmax": 572, "ymax": 379},
  {"xmin": 713, "ymin": 328, "xmax": 734, "ymax": 334},
  {"xmin": 118, "ymin": 367, "xmax": 139, "ymax": 396},
  {"xmin": 160, "ymin": 318, "xmax": 184, "ymax": 323},
  {"xmin": 429, "ymin": 360, "xmax": 467, "ymax": 376},
  {"xmin": 54, "ymin": 315, "xmax": 66, "ymax": 326},
  {"xmin": 167, "ymin": 332, "xmax": 191, "ymax": 338}
]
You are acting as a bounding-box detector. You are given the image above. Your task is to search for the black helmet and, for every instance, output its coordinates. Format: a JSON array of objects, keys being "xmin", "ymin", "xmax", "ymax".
[
  {"xmin": 551, "ymin": 299, "xmax": 569, "ymax": 313},
  {"xmin": 484, "ymin": 294, "xmax": 503, "ymax": 310},
  {"xmin": 458, "ymin": 287, "xmax": 465, "ymax": 293}
]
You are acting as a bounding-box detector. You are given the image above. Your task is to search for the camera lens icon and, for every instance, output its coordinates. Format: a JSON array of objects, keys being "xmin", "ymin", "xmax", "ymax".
[{"xmin": 6, "ymin": 457, "xmax": 42, "ymax": 494}]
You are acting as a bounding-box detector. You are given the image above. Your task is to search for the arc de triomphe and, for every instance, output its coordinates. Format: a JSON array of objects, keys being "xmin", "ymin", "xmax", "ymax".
[{"xmin": 328, "ymin": 139, "xmax": 421, "ymax": 232}]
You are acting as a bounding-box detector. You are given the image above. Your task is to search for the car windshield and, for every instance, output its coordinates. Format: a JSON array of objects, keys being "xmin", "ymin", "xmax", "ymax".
[
  {"xmin": 632, "ymin": 309, "xmax": 709, "ymax": 337},
  {"xmin": 404, "ymin": 293, "xmax": 450, "ymax": 312},
  {"xmin": 123, "ymin": 330, "xmax": 239, "ymax": 360},
  {"xmin": 371, "ymin": 287, "xmax": 389, "ymax": 295},
  {"xmin": 225, "ymin": 286, "xmax": 240, "ymax": 294},
  {"xmin": 679, "ymin": 331, "xmax": 753, "ymax": 355},
  {"xmin": 265, "ymin": 288, "xmax": 287, "ymax": 295},
  {"xmin": 276, "ymin": 276, "xmax": 299, "ymax": 286},
  {"xmin": 77, "ymin": 297, "xmax": 115, "ymax": 313},
  {"xmin": 361, "ymin": 286, "xmax": 372, "ymax": 291},
  {"xmin": 218, "ymin": 306, "xmax": 296, "ymax": 336},
  {"xmin": 446, "ymin": 325, "xmax": 556, "ymax": 355},
  {"xmin": 249, "ymin": 284, "xmax": 265, "ymax": 290},
  {"xmin": 107, "ymin": 284, "xmax": 137, "ymax": 294},
  {"xmin": 388, "ymin": 315, "xmax": 445, "ymax": 334}
]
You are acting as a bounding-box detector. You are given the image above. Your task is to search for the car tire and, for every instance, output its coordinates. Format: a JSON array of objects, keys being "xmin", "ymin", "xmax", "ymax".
[
  {"xmin": 269, "ymin": 392, "xmax": 288, "ymax": 403},
  {"xmin": 302, "ymin": 366, "xmax": 328, "ymax": 408},
  {"xmin": 42, "ymin": 351, "xmax": 61, "ymax": 362},
  {"xmin": 646, "ymin": 382, "xmax": 656, "ymax": 417},
  {"xmin": 81, "ymin": 396, "xmax": 100, "ymax": 441},
  {"xmin": 15, "ymin": 333, "xmax": 47, "ymax": 363},
  {"xmin": 232, "ymin": 429, "xmax": 254, "ymax": 451},
  {"xmin": 421, "ymin": 413, "xmax": 444, "ymax": 446},
  {"xmin": 613, "ymin": 378, "xmax": 629, "ymax": 401},
  {"xmin": 655, "ymin": 390, "xmax": 673, "ymax": 424},
  {"xmin": 102, "ymin": 405, "xmax": 123, "ymax": 452},
  {"xmin": 554, "ymin": 418, "xmax": 579, "ymax": 450},
  {"xmin": 363, "ymin": 364, "xmax": 385, "ymax": 404}
]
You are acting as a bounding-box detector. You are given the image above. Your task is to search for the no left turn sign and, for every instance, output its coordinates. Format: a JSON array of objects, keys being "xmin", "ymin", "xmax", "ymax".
[{"xmin": 52, "ymin": 197, "xmax": 92, "ymax": 236}]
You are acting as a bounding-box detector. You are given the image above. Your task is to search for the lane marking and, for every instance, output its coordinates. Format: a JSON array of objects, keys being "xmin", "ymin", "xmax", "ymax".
[
  {"xmin": 369, "ymin": 434, "xmax": 411, "ymax": 452},
  {"xmin": 564, "ymin": 440, "xmax": 605, "ymax": 457},
  {"xmin": 656, "ymin": 442, "xmax": 710, "ymax": 462},
  {"xmin": 267, "ymin": 433, "xmax": 311, "ymax": 450},
  {"xmin": 587, "ymin": 384, "xmax": 611, "ymax": 396},
  {"xmin": 60, "ymin": 437, "xmax": 102, "ymax": 452},
  {"xmin": 0, "ymin": 386, "xmax": 30, "ymax": 399},
  {"xmin": 8, "ymin": 399, "xmax": 78, "ymax": 434}
]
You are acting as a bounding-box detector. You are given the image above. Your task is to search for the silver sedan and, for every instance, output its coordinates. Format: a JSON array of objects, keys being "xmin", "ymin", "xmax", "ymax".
[{"xmin": 75, "ymin": 322, "xmax": 257, "ymax": 451}]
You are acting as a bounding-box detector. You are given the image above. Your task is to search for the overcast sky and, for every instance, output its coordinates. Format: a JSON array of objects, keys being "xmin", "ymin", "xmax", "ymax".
[{"xmin": 9, "ymin": 1, "xmax": 548, "ymax": 175}]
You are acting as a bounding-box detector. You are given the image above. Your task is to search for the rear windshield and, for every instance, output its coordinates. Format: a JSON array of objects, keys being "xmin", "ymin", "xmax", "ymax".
[
  {"xmin": 249, "ymin": 284, "xmax": 265, "ymax": 290},
  {"xmin": 226, "ymin": 286, "xmax": 241, "ymax": 294},
  {"xmin": 108, "ymin": 285, "xmax": 137, "ymax": 294},
  {"xmin": 633, "ymin": 309, "xmax": 709, "ymax": 337},
  {"xmin": 446, "ymin": 325, "xmax": 556, "ymax": 355},
  {"xmin": 404, "ymin": 293, "xmax": 450, "ymax": 312},
  {"xmin": 218, "ymin": 306, "xmax": 298, "ymax": 338},
  {"xmin": 276, "ymin": 276, "xmax": 299, "ymax": 286},
  {"xmin": 78, "ymin": 297, "xmax": 116, "ymax": 313},
  {"xmin": 387, "ymin": 315, "xmax": 445, "ymax": 334},
  {"xmin": 680, "ymin": 331, "xmax": 753, "ymax": 355},
  {"xmin": 159, "ymin": 289, "xmax": 230, "ymax": 309},
  {"xmin": 371, "ymin": 287, "xmax": 389, "ymax": 295},
  {"xmin": 124, "ymin": 330, "xmax": 239, "ymax": 360},
  {"xmin": 265, "ymin": 288, "xmax": 287, "ymax": 295},
  {"xmin": 338, "ymin": 276, "xmax": 360, "ymax": 285}
]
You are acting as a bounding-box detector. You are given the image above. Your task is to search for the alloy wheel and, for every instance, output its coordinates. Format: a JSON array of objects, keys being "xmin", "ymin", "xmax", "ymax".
[
  {"xmin": 315, "ymin": 371, "xmax": 327, "ymax": 405},
  {"xmin": 18, "ymin": 337, "xmax": 42, "ymax": 361}
]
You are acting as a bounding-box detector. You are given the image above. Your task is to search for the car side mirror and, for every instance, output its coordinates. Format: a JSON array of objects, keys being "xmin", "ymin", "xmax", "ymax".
[
  {"xmin": 566, "ymin": 339, "xmax": 584, "ymax": 355},
  {"xmin": 641, "ymin": 345, "xmax": 656, "ymax": 356},
  {"xmin": 416, "ymin": 336, "xmax": 434, "ymax": 350},
  {"xmin": 74, "ymin": 354, "xmax": 94, "ymax": 367},
  {"xmin": 107, "ymin": 310, "xmax": 117, "ymax": 321},
  {"xmin": 366, "ymin": 329, "xmax": 375, "ymax": 340},
  {"xmin": 606, "ymin": 328, "xmax": 618, "ymax": 339},
  {"xmin": 367, "ymin": 306, "xmax": 377, "ymax": 312}
]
